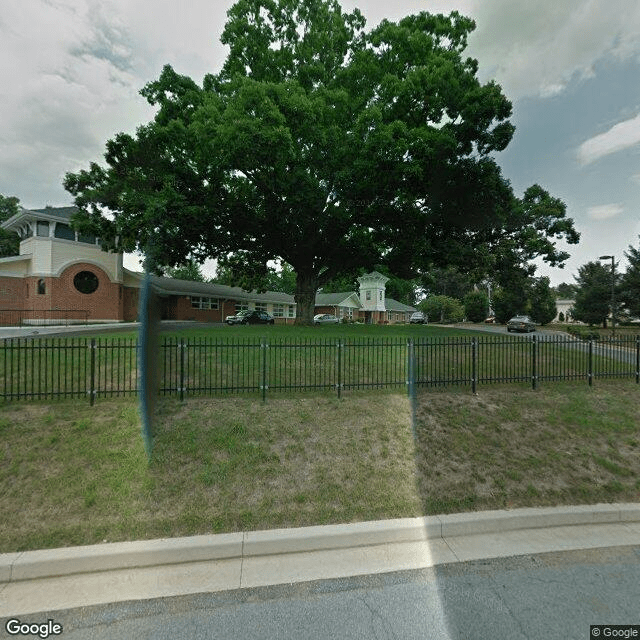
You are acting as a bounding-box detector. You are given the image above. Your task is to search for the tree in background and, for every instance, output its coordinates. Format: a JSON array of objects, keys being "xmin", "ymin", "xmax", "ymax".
[
  {"xmin": 619, "ymin": 237, "xmax": 640, "ymax": 319},
  {"xmin": 0, "ymin": 194, "xmax": 21, "ymax": 258},
  {"xmin": 463, "ymin": 290, "xmax": 489, "ymax": 323},
  {"xmin": 572, "ymin": 261, "xmax": 614, "ymax": 327},
  {"xmin": 419, "ymin": 295, "xmax": 464, "ymax": 323},
  {"xmin": 528, "ymin": 276, "xmax": 556, "ymax": 325},
  {"xmin": 265, "ymin": 262, "xmax": 297, "ymax": 294},
  {"xmin": 491, "ymin": 266, "xmax": 531, "ymax": 324},
  {"xmin": 421, "ymin": 267, "xmax": 474, "ymax": 300},
  {"xmin": 555, "ymin": 282, "xmax": 578, "ymax": 299},
  {"xmin": 164, "ymin": 260, "xmax": 206, "ymax": 282},
  {"xmin": 64, "ymin": 0, "xmax": 577, "ymax": 324}
]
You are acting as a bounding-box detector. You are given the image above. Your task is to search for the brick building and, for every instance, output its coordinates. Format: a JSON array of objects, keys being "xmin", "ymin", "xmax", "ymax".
[{"xmin": 0, "ymin": 207, "xmax": 416, "ymax": 324}]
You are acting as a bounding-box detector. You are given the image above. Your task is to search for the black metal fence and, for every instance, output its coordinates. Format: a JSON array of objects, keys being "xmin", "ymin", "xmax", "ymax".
[
  {"xmin": 1, "ymin": 334, "xmax": 639, "ymax": 403},
  {"xmin": 0, "ymin": 309, "xmax": 89, "ymax": 326}
]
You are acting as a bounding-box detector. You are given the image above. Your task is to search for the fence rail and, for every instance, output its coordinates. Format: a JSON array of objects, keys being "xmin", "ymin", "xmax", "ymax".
[
  {"xmin": 0, "ymin": 309, "xmax": 89, "ymax": 327},
  {"xmin": 1, "ymin": 334, "xmax": 639, "ymax": 403}
]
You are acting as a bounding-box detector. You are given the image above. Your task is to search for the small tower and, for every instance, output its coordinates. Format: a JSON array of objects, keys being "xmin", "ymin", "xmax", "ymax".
[{"xmin": 357, "ymin": 271, "xmax": 388, "ymax": 323}]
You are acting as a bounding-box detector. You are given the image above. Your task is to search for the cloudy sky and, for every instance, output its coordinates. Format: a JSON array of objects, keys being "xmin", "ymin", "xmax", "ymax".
[{"xmin": 2, "ymin": 0, "xmax": 640, "ymax": 285}]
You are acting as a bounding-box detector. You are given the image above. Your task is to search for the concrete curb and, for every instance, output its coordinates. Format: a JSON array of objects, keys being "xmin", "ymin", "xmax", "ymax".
[{"xmin": 2, "ymin": 503, "xmax": 639, "ymax": 583}]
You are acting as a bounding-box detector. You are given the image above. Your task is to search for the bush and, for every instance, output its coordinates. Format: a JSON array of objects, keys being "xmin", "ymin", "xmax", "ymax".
[
  {"xmin": 463, "ymin": 291, "xmax": 489, "ymax": 323},
  {"xmin": 419, "ymin": 295, "xmax": 465, "ymax": 323}
]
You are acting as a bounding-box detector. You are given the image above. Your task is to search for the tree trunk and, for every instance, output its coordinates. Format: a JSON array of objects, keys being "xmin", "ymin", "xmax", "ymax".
[{"xmin": 294, "ymin": 270, "xmax": 319, "ymax": 325}]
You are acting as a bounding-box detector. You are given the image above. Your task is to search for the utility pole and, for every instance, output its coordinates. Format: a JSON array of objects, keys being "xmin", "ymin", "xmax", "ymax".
[{"xmin": 599, "ymin": 255, "xmax": 615, "ymax": 337}]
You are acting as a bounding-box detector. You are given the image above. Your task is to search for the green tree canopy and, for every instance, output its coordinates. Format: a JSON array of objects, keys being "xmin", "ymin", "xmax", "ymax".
[
  {"xmin": 572, "ymin": 261, "xmax": 615, "ymax": 327},
  {"xmin": 529, "ymin": 276, "xmax": 556, "ymax": 325},
  {"xmin": 555, "ymin": 282, "xmax": 578, "ymax": 299},
  {"xmin": 163, "ymin": 260, "xmax": 206, "ymax": 282},
  {"xmin": 620, "ymin": 237, "xmax": 640, "ymax": 319},
  {"xmin": 64, "ymin": 0, "xmax": 578, "ymax": 324},
  {"xmin": 463, "ymin": 290, "xmax": 489, "ymax": 323},
  {"xmin": 0, "ymin": 194, "xmax": 21, "ymax": 258},
  {"xmin": 419, "ymin": 295, "xmax": 464, "ymax": 323}
]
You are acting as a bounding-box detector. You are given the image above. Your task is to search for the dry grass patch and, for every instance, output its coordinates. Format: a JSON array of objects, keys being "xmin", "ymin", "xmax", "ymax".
[
  {"xmin": 0, "ymin": 393, "xmax": 422, "ymax": 552},
  {"xmin": 414, "ymin": 381, "xmax": 640, "ymax": 513}
]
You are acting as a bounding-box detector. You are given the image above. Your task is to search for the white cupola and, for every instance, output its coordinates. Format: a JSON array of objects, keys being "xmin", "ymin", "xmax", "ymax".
[{"xmin": 357, "ymin": 271, "xmax": 389, "ymax": 311}]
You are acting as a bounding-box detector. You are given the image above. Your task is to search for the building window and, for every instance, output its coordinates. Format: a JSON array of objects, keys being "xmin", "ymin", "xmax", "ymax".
[
  {"xmin": 191, "ymin": 297, "xmax": 219, "ymax": 310},
  {"xmin": 287, "ymin": 305, "xmax": 295, "ymax": 318},
  {"xmin": 379, "ymin": 291, "xmax": 383, "ymax": 301},
  {"xmin": 73, "ymin": 270, "xmax": 99, "ymax": 294},
  {"xmin": 54, "ymin": 223, "xmax": 76, "ymax": 240},
  {"xmin": 78, "ymin": 232, "xmax": 97, "ymax": 245},
  {"xmin": 255, "ymin": 303, "xmax": 267, "ymax": 312},
  {"xmin": 37, "ymin": 221, "xmax": 49, "ymax": 237},
  {"xmin": 235, "ymin": 302, "xmax": 249, "ymax": 312},
  {"xmin": 273, "ymin": 304, "xmax": 285, "ymax": 317},
  {"xmin": 366, "ymin": 291, "xmax": 371, "ymax": 301},
  {"xmin": 37, "ymin": 279, "xmax": 46, "ymax": 295}
]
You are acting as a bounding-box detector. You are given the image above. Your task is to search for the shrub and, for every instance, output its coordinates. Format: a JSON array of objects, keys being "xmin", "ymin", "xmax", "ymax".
[{"xmin": 463, "ymin": 291, "xmax": 489, "ymax": 323}]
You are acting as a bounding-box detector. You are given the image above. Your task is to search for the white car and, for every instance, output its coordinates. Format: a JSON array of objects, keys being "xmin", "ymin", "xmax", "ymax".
[
  {"xmin": 313, "ymin": 314, "xmax": 340, "ymax": 325},
  {"xmin": 409, "ymin": 312, "xmax": 426, "ymax": 324}
]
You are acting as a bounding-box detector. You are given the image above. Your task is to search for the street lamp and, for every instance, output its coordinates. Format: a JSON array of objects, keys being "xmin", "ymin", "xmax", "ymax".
[{"xmin": 599, "ymin": 255, "xmax": 615, "ymax": 336}]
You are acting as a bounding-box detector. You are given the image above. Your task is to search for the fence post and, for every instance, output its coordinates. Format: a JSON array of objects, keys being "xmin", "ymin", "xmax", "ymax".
[
  {"xmin": 407, "ymin": 338, "xmax": 414, "ymax": 398},
  {"xmin": 261, "ymin": 337, "xmax": 267, "ymax": 402},
  {"xmin": 588, "ymin": 339, "xmax": 593, "ymax": 387},
  {"xmin": 89, "ymin": 338, "xmax": 96, "ymax": 406},
  {"xmin": 336, "ymin": 339, "xmax": 342, "ymax": 399},
  {"xmin": 471, "ymin": 337, "xmax": 477, "ymax": 394},
  {"xmin": 179, "ymin": 338, "xmax": 185, "ymax": 402},
  {"xmin": 531, "ymin": 334, "xmax": 537, "ymax": 391}
]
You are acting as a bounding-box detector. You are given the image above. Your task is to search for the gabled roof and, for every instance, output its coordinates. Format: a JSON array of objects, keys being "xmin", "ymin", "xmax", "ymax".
[
  {"xmin": 1, "ymin": 205, "xmax": 79, "ymax": 232},
  {"xmin": 124, "ymin": 269, "xmax": 297, "ymax": 304},
  {"xmin": 314, "ymin": 291, "xmax": 360, "ymax": 307},
  {"xmin": 384, "ymin": 297, "xmax": 417, "ymax": 312},
  {"xmin": 30, "ymin": 206, "xmax": 79, "ymax": 219}
]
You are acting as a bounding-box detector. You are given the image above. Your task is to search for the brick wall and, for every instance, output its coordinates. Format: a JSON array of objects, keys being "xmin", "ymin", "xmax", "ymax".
[
  {"xmin": 123, "ymin": 286, "xmax": 140, "ymax": 321},
  {"xmin": 52, "ymin": 263, "xmax": 123, "ymax": 321},
  {"xmin": 0, "ymin": 276, "xmax": 27, "ymax": 310}
]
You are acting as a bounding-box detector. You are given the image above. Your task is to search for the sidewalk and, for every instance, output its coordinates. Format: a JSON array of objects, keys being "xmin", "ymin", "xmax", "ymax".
[
  {"xmin": 0, "ymin": 323, "xmax": 141, "ymax": 339},
  {"xmin": 2, "ymin": 503, "xmax": 639, "ymax": 616}
]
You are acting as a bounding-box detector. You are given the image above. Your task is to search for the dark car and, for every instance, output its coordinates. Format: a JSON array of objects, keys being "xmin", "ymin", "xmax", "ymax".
[
  {"xmin": 506, "ymin": 315, "xmax": 536, "ymax": 333},
  {"xmin": 225, "ymin": 310, "xmax": 275, "ymax": 325}
]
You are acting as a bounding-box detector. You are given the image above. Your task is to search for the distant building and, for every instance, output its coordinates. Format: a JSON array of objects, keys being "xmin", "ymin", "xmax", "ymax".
[
  {"xmin": 0, "ymin": 206, "xmax": 416, "ymax": 324},
  {"xmin": 554, "ymin": 299, "xmax": 575, "ymax": 323}
]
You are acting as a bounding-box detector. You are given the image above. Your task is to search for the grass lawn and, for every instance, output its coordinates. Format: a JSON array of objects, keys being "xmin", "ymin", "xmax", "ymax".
[{"xmin": 1, "ymin": 380, "xmax": 639, "ymax": 553}]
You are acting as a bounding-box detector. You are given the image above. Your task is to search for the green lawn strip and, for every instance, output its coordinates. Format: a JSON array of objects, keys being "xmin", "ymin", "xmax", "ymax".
[
  {"xmin": 2, "ymin": 381, "xmax": 640, "ymax": 553},
  {"xmin": 0, "ymin": 394, "xmax": 421, "ymax": 552},
  {"xmin": 414, "ymin": 381, "xmax": 640, "ymax": 514}
]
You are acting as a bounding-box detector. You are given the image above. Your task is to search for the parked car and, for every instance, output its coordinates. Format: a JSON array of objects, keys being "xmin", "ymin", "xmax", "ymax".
[
  {"xmin": 409, "ymin": 311, "xmax": 426, "ymax": 324},
  {"xmin": 506, "ymin": 315, "xmax": 536, "ymax": 333},
  {"xmin": 225, "ymin": 310, "xmax": 274, "ymax": 325},
  {"xmin": 484, "ymin": 316, "xmax": 496, "ymax": 324},
  {"xmin": 313, "ymin": 314, "xmax": 340, "ymax": 325}
]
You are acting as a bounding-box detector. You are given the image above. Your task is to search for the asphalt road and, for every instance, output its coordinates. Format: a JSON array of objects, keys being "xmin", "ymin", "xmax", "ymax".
[{"xmin": 18, "ymin": 545, "xmax": 640, "ymax": 640}]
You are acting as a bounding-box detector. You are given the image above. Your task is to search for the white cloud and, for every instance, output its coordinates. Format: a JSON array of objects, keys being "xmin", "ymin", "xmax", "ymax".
[
  {"xmin": 587, "ymin": 204, "xmax": 624, "ymax": 220},
  {"xmin": 577, "ymin": 114, "xmax": 640, "ymax": 165},
  {"xmin": 468, "ymin": 0, "xmax": 640, "ymax": 100}
]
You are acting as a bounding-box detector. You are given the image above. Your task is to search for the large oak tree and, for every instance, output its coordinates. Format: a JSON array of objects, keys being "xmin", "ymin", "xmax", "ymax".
[{"xmin": 64, "ymin": 0, "xmax": 578, "ymax": 324}]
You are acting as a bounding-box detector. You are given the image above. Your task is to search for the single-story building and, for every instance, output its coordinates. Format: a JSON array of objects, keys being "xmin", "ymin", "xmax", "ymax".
[{"xmin": 0, "ymin": 206, "xmax": 417, "ymax": 324}]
